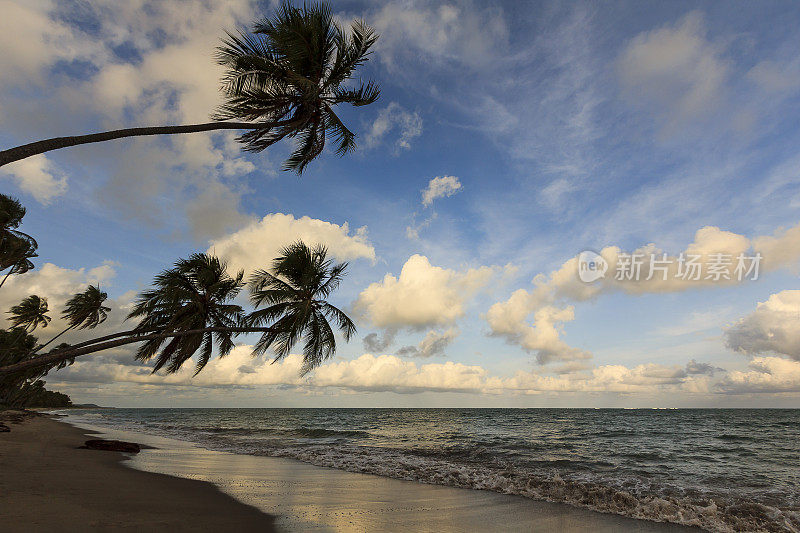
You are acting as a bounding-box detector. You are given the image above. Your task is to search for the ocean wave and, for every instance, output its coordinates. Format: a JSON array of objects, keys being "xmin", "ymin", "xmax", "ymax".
[
  {"xmin": 63, "ymin": 412, "xmax": 800, "ymax": 533},
  {"xmin": 218, "ymin": 441, "xmax": 800, "ymax": 533}
]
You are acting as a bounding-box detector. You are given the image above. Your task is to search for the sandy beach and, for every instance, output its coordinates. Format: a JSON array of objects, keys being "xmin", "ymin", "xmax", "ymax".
[
  {"xmin": 0, "ymin": 413, "xmax": 702, "ymax": 532},
  {"xmin": 0, "ymin": 413, "xmax": 276, "ymax": 532}
]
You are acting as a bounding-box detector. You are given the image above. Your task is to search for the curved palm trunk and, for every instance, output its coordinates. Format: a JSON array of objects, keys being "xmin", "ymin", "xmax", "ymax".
[
  {"xmin": 34, "ymin": 325, "xmax": 75, "ymax": 353},
  {"xmin": 0, "ymin": 326, "xmax": 275, "ymax": 376},
  {"xmin": 0, "ymin": 269, "xmax": 12, "ymax": 289},
  {"xmin": 0, "ymin": 122, "xmax": 263, "ymax": 167}
]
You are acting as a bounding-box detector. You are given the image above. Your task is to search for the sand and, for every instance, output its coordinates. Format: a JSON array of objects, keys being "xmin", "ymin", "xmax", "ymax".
[
  {"xmin": 0, "ymin": 414, "xmax": 276, "ymax": 532},
  {"xmin": 1, "ymin": 413, "xmax": 700, "ymax": 532}
]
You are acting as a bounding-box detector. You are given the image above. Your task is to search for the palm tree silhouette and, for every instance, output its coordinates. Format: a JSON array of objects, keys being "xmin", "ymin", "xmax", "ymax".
[
  {"xmin": 0, "ymin": 243, "xmax": 357, "ymax": 377},
  {"xmin": 0, "ymin": 195, "xmax": 37, "ymax": 284},
  {"xmin": 128, "ymin": 254, "xmax": 246, "ymax": 374},
  {"xmin": 8, "ymin": 295, "xmax": 51, "ymax": 333},
  {"xmin": 36, "ymin": 285, "xmax": 111, "ymax": 352},
  {"xmin": 0, "ymin": 238, "xmax": 37, "ymax": 289},
  {"xmin": 0, "ymin": 2, "xmax": 380, "ymax": 173},
  {"xmin": 248, "ymin": 242, "xmax": 356, "ymax": 374}
]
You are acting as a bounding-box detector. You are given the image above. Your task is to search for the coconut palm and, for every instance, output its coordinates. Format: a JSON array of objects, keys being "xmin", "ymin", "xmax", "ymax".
[
  {"xmin": 0, "ymin": 194, "xmax": 25, "ymax": 231},
  {"xmin": 0, "ymin": 195, "xmax": 37, "ymax": 276},
  {"xmin": 0, "ymin": 243, "xmax": 357, "ymax": 377},
  {"xmin": 35, "ymin": 285, "xmax": 111, "ymax": 352},
  {"xmin": 8, "ymin": 295, "xmax": 51, "ymax": 333},
  {"xmin": 248, "ymin": 242, "xmax": 355, "ymax": 374},
  {"xmin": 128, "ymin": 254, "xmax": 246, "ymax": 374},
  {"xmin": 0, "ymin": 238, "xmax": 37, "ymax": 289},
  {"xmin": 0, "ymin": 1, "xmax": 380, "ymax": 173}
]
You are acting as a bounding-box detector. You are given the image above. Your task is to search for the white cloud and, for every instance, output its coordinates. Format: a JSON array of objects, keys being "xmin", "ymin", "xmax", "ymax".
[
  {"xmin": 725, "ymin": 290, "xmax": 800, "ymax": 361},
  {"xmin": 617, "ymin": 11, "xmax": 729, "ymax": 132},
  {"xmin": 485, "ymin": 222, "xmax": 800, "ymax": 363},
  {"xmin": 486, "ymin": 303, "xmax": 590, "ymax": 364},
  {"xmin": 0, "ymin": 155, "xmax": 67, "ymax": 205},
  {"xmin": 208, "ymin": 213, "xmax": 375, "ymax": 275},
  {"xmin": 364, "ymin": 102, "xmax": 423, "ymax": 152},
  {"xmin": 54, "ymin": 350, "xmax": 723, "ymax": 396},
  {"xmin": 421, "ymin": 175, "xmax": 462, "ymax": 207},
  {"xmin": 718, "ymin": 357, "xmax": 800, "ymax": 393},
  {"xmin": 354, "ymin": 255, "xmax": 497, "ymax": 330}
]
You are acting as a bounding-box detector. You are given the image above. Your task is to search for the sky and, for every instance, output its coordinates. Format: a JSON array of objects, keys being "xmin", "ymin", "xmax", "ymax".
[{"xmin": 1, "ymin": 0, "xmax": 800, "ymax": 407}]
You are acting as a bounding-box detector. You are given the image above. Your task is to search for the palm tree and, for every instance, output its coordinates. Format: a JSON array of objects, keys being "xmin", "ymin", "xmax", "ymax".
[
  {"xmin": 0, "ymin": 194, "xmax": 25, "ymax": 231},
  {"xmin": 35, "ymin": 285, "xmax": 111, "ymax": 352},
  {"xmin": 248, "ymin": 242, "xmax": 356, "ymax": 374},
  {"xmin": 8, "ymin": 295, "xmax": 51, "ymax": 333},
  {"xmin": 0, "ymin": 243, "xmax": 357, "ymax": 377},
  {"xmin": 0, "ymin": 195, "xmax": 37, "ymax": 276},
  {"xmin": 0, "ymin": 238, "xmax": 37, "ymax": 288},
  {"xmin": 0, "ymin": 2, "xmax": 380, "ymax": 173},
  {"xmin": 128, "ymin": 254, "xmax": 246, "ymax": 374}
]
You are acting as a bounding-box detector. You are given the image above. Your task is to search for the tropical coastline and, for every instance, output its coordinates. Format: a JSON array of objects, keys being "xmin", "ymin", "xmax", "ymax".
[
  {"xmin": 54, "ymin": 407, "xmax": 800, "ymax": 532},
  {"xmin": 1, "ymin": 413, "xmax": 701, "ymax": 532},
  {"xmin": 2, "ymin": 1, "xmax": 800, "ymax": 532}
]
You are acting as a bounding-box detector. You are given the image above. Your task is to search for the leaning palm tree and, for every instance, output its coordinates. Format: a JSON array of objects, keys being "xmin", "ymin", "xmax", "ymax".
[
  {"xmin": 0, "ymin": 237, "xmax": 37, "ymax": 288},
  {"xmin": 0, "ymin": 194, "xmax": 25, "ymax": 232},
  {"xmin": 0, "ymin": 195, "xmax": 37, "ymax": 268},
  {"xmin": 248, "ymin": 242, "xmax": 356, "ymax": 374},
  {"xmin": 0, "ymin": 1, "xmax": 379, "ymax": 173},
  {"xmin": 128, "ymin": 254, "xmax": 246, "ymax": 374},
  {"xmin": 35, "ymin": 285, "xmax": 111, "ymax": 352},
  {"xmin": 0, "ymin": 243, "xmax": 357, "ymax": 377},
  {"xmin": 8, "ymin": 295, "xmax": 51, "ymax": 333}
]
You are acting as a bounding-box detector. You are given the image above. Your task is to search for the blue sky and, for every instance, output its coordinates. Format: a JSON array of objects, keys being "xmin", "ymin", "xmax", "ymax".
[{"xmin": 1, "ymin": 0, "xmax": 800, "ymax": 407}]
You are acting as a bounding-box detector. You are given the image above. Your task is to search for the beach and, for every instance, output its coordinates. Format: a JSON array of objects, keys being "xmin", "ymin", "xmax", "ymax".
[
  {"xmin": 0, "ymin": 413, "xmax": 700, "ymax": 532},
  {"xmin": 0, "ymin": 414, "xmax": 276, "ymax": 532}
]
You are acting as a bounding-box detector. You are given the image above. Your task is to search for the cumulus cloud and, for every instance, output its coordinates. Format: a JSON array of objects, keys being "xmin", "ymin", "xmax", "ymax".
[
  {"xmin": 725, "ymin": 290, "xmax": 800, "ymax": 361},
  {"xmin": 485, "ymin": 223, "xmax": 800, "ymax": 363},
  {"xmin": 47, "ymin": 339, "xmax": 731, "ymax": 397},
  {"xmin": 421, "ymin": 176, "xmax": 462, "ymax": 207},
  {"xmin": 617, "ymin": 12, "xmax": 729, "ymax": 132},
  {"xmin": 397, "ymin": 328, "xmax": 458, "ymax": 358},
  {"xmin": 364, "ymin": 102, "xmax": 423, "ymax": 152},
  {"xmin": 486, "ymin": 303, "xmax": 589, "ymax": 364},
  {"xmin": 717, "ymin": 357, "xmax": 800, "ymax": 393},
  {"xmin": 209, "ymin": 213, "xmax": 376, "ymax": 274},
  {"xmin": 0, "ymin": 155, "xmax": 67, "ymax": 205},
  {"xmin": 354, "ymin": 255, "xmax": 497, "ymax": 330}
]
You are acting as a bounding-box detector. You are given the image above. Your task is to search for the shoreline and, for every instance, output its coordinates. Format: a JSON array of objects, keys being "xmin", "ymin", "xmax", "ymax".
[
  {"xmin": 4, "ymin": 412, "xmax": 701, "ymax": 532},
  {"xmin": 0, "ymin": 414, "xmax": 276, "ymax": 532}
]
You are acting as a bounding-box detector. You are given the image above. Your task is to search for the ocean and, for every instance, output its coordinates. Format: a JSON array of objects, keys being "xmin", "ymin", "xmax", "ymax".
[{"xmin": 60, "ymin": 408, "xmax": 800, "ymax": 532}]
